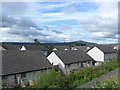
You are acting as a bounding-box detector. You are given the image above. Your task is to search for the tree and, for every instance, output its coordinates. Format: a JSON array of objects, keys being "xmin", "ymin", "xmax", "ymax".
[
  {"xmin": 46, "ymin": 45, "xmax": 54, "ymax": 56},
  {"xmin": 34, "ymin": 39, "xmax": 41, "ymax": 45}
]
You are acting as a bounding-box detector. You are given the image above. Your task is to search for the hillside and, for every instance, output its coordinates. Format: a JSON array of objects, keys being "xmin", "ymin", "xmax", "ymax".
[
  {"xmin": 44, "ymin": 40, "xmax": 97, "ymax": 46},
  {"xmin": 1, "ymin": 40, "xmax": 97, "ymax": 46}
]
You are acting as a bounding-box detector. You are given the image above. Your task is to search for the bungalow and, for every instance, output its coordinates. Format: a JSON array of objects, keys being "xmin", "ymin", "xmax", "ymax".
[
  {"xmin": 87, "ymin": 45, "xmax": 117, "ymax": 65},
  {"xmin": 1, "ymin": 50, "xmax": 52, "ymax": 87},
  {"xmin": 20, "ymin": 45, "xmax": 47, "ymax": 56},
  {"xmin": 53, "ymin": 46, "xmax": 70, "ymax": 51},
  {"xmin": 47, "ymin": 50, "xmax": 93, "ymax": 74}
]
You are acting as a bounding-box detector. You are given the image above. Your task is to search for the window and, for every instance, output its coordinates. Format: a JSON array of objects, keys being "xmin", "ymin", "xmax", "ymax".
[
  {"xmin": 2, "ymin": 76, "xmax": 8, "ymax": 80},
  {"xmin": 21, "ymin": 73, "xmax": 26, "ymax": 79},
  {"xmin": 67, "ymin": 64, "xmax": 71, "ymax": 67},
  {"xmin": 88, "ymin": 61, "xmax": 91, "ymax": 64}
]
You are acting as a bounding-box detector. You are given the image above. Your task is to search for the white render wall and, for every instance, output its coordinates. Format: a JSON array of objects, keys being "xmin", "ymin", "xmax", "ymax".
[
  {"xmin": 87, "ymin": 47, "xmax": 104, "ymax": 62},
  {"xmin": 47, "ymin": 52, "xmax": 65, "ymax": 68}
]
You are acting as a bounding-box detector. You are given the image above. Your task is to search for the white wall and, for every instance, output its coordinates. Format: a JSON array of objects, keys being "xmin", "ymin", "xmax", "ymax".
[
  {"xmin": 47, "ymin": 52, "xmax": 65, "ymax": 68},
  {"xmin": 87, "ymin": 47, "xmax": 104, "ymax": 62}
]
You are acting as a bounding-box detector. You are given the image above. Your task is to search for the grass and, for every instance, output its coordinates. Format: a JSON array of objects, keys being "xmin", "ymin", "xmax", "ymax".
[{"xmin": 99, "ymin": 69, "xmax": 119, "ymax": 83}]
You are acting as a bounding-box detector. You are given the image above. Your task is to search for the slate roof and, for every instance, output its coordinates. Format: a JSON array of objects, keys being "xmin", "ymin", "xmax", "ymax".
[
  {"xmin": 54, "ymin": 50, "xmax": 93, "ymax": 65},
  {"xmin": 96, "ymin": 45, "xmax": 116, "ymax": 53},
  {"xmin": 1, "ymin": 50, "xmax": 52, "ymax": 76},
  {"xmin": 53, "ymin": 46, "xmax": 70, "ymax": 50},
  {"xmin": 76, "ymin": 46, "xmax": 87, "ymax": 50},
  {"xmin": 0, "ymin": 45, "xmax": 6, "ymax": 50},
  {"xmin": 22, "ymin": 45, "xmax": 47, "ymax": 51},
  {"xmin": 2, "ymin": 44, "xmax": 22, "ymax": 50}
]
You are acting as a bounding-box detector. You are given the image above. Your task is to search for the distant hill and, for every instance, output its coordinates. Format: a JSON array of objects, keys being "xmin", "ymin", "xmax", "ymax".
[
  {"xmin": 44, "ymin": 40, "xmax": 98, "ymax": 46},
  {"xmin": 1, "ymin": 40, "xmax": 97, "ymax": 46}
]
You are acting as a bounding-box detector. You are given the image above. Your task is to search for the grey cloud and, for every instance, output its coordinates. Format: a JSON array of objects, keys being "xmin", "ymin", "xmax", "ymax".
[
  {"xmin": 7, "ymin": 28, "xmax": 50, "ymax": 37},
  {"xmin": 51, "ymin": 29, "xmax": 63, "ymax": 34},
  {"xmin": 18, "ymin": 17, "xmax": 38, "ymax": 29},
  {"xmin": 62, "ymin": 6, "xmax": 78, "ymax": 14},
  {"xmin": 2, "ymin": 2, "xmax": 28, "ymax": 15},
  {"xmin": 44, "ymin": 25, "xmax": 63, "ymax": 34}
]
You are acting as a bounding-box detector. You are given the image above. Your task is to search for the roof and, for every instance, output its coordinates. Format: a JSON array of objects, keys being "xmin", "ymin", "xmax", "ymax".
[
  {"xmin": 54, "ymin": 50, "xmax": 93, "ymax": 65},
  {"xmin": 23, "ymin": 45, "xmax": 47, "ymax": 51},
  {"xmin": 53, "ymin": 46, "xmax": 70, "ymax": 50},
  {"xmin": 1, "ymin": 50, "xmax": 52, "ymax": 76},
  {"xmin": 96, "ymin": 45, "xmax": 116, "ymax": 53},
  {"xmin": 2, "ymin": 44, "xmax": 22, "ymax": 50},
  {"xmin": 76, "ymin": 46, "xmax": 87, "ymax": 50},
  {"xmin": 0, "ymin": 45, "xmax": 6, "ymax": 50}
]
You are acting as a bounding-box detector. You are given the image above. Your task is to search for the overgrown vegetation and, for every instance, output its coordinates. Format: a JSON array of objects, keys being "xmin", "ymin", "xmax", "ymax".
[
  {"xmin": 95, "ymin": 80, "xmax": 119, "ymax": 88},
  {"xmin": 26, "ymin": 59, "xmax": 118, "ymax": 89}
]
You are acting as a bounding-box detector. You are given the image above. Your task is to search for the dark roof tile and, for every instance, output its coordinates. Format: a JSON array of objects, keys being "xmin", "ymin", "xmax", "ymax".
[
  {"xmin": 1, "ymin": 50, "xmax": 52, "ymax": 76},
  {"xmin": 54, "ymin": 50, "xmax": 93, "ymax": 65}
]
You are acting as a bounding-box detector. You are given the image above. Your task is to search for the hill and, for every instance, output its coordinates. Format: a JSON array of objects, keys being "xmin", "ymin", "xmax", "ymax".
[
  {"xmin": 44, "ymin": 40, "xmax": 97, "ymax": 46},
  {"xmin": 1, "ymin": 40, "xmax": 97, "ymax": 46}
]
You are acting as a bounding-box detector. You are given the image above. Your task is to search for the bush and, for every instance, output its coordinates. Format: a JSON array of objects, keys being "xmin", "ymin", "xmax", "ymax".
[
  {"xmin": 26, "ymin": 59, "xmax": 118, "ymax": 89},
  {"xmin": 96, "ymin": 80, "xmax": 119, "ymax": 88}
]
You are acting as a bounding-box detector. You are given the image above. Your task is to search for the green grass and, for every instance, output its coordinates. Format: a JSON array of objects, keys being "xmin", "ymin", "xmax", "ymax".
[{"xmin": 99, "ymin": 70, "xmax": 119, "ymax": 83}]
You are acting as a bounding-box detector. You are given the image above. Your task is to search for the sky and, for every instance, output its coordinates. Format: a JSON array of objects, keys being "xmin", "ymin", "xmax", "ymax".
[{"xmin": 0, "ymin": 1, "xmax": 119, "ymax": 44}]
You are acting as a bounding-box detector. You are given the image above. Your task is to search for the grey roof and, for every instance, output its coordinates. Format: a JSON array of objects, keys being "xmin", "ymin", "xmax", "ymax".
[
  {"xmin": 2, "ymin": 44, "xmax": 22, "ymax": 50},
  {"xmin": 53, "ymin": 46, "xmax": 70, "ymax": 50},
  {"xmin": 96, "ymin": 45, "xmax": 116, "ymax": 53},
  {"xmin": 23, "ymin": 45, "xmax": 47, "ymax": 51},
  {"xmin": 1, "ymin": 50, "xmax": 52, "ymax": 76},
  {"xmin": 0, "ymin": 45, "xmax": 6, "ymax": 50},
  {"xmin": 54, "ymin": 50, "xmax": 93, "ymax": 65},
  {"xmin": 76, "ymin": 46, "xmax": 87, "ymax": 50}
]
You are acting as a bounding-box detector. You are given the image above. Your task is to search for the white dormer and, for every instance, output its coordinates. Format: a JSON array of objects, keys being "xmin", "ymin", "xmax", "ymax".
[
  {"xmin": 73, "ymin": 48, "xmax": 77, "ymax": 50},
  {"xmin": 64, "ymin": 48, "xmax": 68, "ymax": 50},
  {"xmin": 53, "ymin": 48, "xmax": 57, "ymax": 51},
  {"xmin": 20, "ymin": 46, "xmax": 26, "ymax": 51},
  {"xmin": 86, "ymin": 47, "xmax": 90, "ymax": 50}
]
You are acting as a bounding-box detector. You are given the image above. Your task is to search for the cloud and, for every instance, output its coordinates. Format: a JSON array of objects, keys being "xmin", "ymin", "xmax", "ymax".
[
  {"xmin": 1, "ymin": 2, "xmax": 118, "ymax": 44},
  {"xmin": 62, "ymin": 6, "xmax": 78, "ymax": 14}
]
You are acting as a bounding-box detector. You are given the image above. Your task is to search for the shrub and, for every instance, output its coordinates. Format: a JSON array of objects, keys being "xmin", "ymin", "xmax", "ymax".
[
  {"xmin": 26, "ymin": 59, "xmax": 118, "ymax": 89},
  {"xmin": 96, "ymin": 80, "xmax": 119, "ymax": 88}
]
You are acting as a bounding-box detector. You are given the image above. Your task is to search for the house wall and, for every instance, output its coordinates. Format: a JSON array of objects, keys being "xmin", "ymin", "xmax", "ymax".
[
  {"xmin": 2, "ymin": 69, "xmax": 50, "ymax": 86},
  {"xmin": 87, "ymin": 47, "xmax": 104, "ymax": 62},
  {"xmin": 65, "ymin": 61, "xmax": 93, "ymax": 72},
  {"xmin": 104, "ymin": 53, "xmax": 117, "ymax": 62},
  {"xmin": 65, "ymin": 62, "xmax": 81, "ymax": 72}
]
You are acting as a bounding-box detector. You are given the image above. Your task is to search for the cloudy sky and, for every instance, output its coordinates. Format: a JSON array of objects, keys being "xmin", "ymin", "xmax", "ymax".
[{"xmin": 0, "ymin": 1, "xmax": 118, "ymax": 44}]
